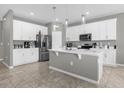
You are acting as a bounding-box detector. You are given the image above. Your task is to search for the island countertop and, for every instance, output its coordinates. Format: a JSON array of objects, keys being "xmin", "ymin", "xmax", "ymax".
[
  {"xmin": 49, "ymin": 48, "xmax": 104, "ymax": 56},
  {"xmin": 49, "ymin": 48, "xmax": 104, "ymax": 84}
]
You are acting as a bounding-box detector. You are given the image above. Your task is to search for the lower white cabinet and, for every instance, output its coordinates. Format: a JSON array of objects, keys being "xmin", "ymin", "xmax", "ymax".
[
  {"xmin": 103, "ymin": 49, "xmax": 116, "ymax": 66},
  {"xmin": 13, "ymin": 48, "xmax": 38, "ymax": 66}
]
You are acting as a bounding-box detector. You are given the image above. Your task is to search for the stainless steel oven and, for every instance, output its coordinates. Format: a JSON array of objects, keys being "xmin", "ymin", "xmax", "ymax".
[{"xmin": 79, "ymin": 33, "xmax": 92, "ymax": 41}]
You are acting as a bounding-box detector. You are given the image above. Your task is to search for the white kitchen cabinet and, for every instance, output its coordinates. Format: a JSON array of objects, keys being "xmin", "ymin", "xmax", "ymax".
[
  {"xmin": 36, "ymin": 25, "xmax": 48, "ymax": 35},
  {"xmin": 13, "ymin": 20, "xmax": 48, "ymax": 41},
  {"xmin": 21, "ymin": 22, "xmax": 36, "ymax": 40},
  {"xmin": 66, "ymin": 25, "xmax": 83, "ymax": 41},
  {"xmin": 13, "ymin": 48, "xmax": 39, "ymax": 66},
  {"xmin": 103, "ymin": 49, "xmax": 116, "ymax": 66},
  {"xmin": 98, "ymin": 20, "xmax": 108, "ymax": 40},
  {"xmin": 98, "ymin": 19, "xmax": 116, "ymax": 40},
  {"xmin": 106, "ymin": 19, "xmax": 116, "ymax": 40},
  {"xmin": 13, "ymin": 49, "xmax": 23, "ymax": 66},
  {"xmin": 13, "ymin": 20, "xmax": 23, "ymax": 40},
  {"xmin": 66, "ymin": 18, "xmax": 116, "ymax": 41},
  {"xmin": 85, "ymin": 22, "xmax": 99, "ymax": 40}
]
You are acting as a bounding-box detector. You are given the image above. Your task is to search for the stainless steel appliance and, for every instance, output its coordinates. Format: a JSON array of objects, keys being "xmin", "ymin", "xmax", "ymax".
[
  {"xmin": 24, "ymin": 41, "xmax": 30, "ymax": 48},
  {"xmin": 79, "ymin": 33, "xmax": 92, "ymax": 41},
  {"xmin": 80, "ymin": 44, "xmax": 92, "ymax": 49},
  {"xmin": 36, "ymin": 31, "xmax": 51, "ymax": 62}
]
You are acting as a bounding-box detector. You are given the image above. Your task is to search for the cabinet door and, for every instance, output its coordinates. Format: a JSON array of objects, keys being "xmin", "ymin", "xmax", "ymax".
[
  {"xmin": 66, "ymin": 26, "xmax": 81, "ymax": 41},
  {"xmin": 22, "ymin": 49, "xmax": 32, "ymax": 64},
  {"xmin": 13, "ymin": 50, "xmax": 23, "ymax": 66},
  {"xmin": 107, "ymin": 19, "xmax": 116, "ymax": 40},
  {"xmin": 21, "ymin": 22, "xmax": 31, "ymax": 40},
  {"xmin": 86, "ymin": 22, "xmax": 99, "ymax": 40},
  {"xmin": 98, "ymin": 21, "xmax": 107, "ymax": 40},
  {"xmin": 13, "ymin": 20, "xmax": 22, "ymax": 40},
  {"xmin": 29, "ymin": 24, "xmax": 37, "ymax": 40},
  {"xmin": 31, "ymin": 49, "xmax": 39, "ymax": 62},
  {"xmin": 104, "ymin": 49, "xmax": 116, "ymax": 65}
]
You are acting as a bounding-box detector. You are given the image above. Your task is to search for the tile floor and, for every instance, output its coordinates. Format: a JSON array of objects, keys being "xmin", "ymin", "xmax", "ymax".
[{"xmin": 0, "ymin": 62, "xmax": 124, "ymax": 88}]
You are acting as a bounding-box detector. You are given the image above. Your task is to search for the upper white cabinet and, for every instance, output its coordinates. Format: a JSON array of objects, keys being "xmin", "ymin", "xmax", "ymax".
[
  {"xmin": 13, "ymin": 20, "xmax": 23, "ymax": 40},
  {"xmin": 66, "ymin": 18, "xmax": 117, "ymax": 41},
  {"xmin": 85, "ymin": 22, "xmax": 100, "ymax": 40},
  {"xmin": 106, "ymin": 19, "xmax": 116, "ymax": 40},
  {"xmin": 98, "ymin": 20, "xmax": 108, "ymax": 40},
  {"xmin": 13, "ymin": 20, "xmax": 48, "ymax": 40},
  {"xmin": 66, "ymin": 25, "xmax": 83, "ymax": 41}
]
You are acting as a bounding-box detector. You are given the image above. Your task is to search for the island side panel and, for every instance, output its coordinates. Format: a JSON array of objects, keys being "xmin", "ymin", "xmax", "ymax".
[{"xmin": 49, "ymin": 51, "xmax": 100, "ymax": 81}]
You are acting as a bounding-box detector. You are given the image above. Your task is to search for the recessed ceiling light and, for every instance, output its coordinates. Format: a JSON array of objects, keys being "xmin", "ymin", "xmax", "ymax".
[
  {"xmin": 55, "ymin": 18, "xmax": 59, "ymax": 21},
  {"xmin": 3, "ymin": 18, "xmax": 6, "ymax": 21},
  {"xmin": 30, "ymin": 12, "xmax": 34, "ymax": 16},
  {"xmin": 86, "ymin": 11, "xmax": 90, "ymax": 15}
]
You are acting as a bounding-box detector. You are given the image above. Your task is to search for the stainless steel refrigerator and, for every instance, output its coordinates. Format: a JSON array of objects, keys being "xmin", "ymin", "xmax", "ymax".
[{"xmin": 36, "ymin": 31, "xmax": 51, "ymax": 62}]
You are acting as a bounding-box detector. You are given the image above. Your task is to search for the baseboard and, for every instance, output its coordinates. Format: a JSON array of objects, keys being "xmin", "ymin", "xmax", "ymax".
[
  {"xmin": 116, "ymin": 64, "xmax": 124, "ymax": 67},
  {"xmin": 2, "ymin": 61, "xmax": 14, "ymax": 69},
  {"xmin": 0, "ymin": 58, "xmax": 4, "ymax": 62},
  {"xmin": 49, "ymin": 66, "xmax": 99, "ymax": 84},
  {"xmin": 103, "ymin": 64, "xmax": 117, "ymax": 67}
]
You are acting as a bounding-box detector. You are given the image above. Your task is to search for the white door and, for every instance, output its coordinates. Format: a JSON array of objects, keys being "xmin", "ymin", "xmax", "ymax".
[{"xmin": 52, "ymin": 31, "xmax": 62, "ymax": 49}]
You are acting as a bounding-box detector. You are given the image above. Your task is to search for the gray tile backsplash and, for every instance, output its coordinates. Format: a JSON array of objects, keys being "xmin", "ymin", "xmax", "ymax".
[{"xmin": 67, "ymin": 40, "xmax": 116, "ymax": 48}]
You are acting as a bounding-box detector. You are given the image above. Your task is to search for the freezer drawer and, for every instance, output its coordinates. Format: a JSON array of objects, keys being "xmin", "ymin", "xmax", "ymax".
[{"xmin": 40, "ymin": 52, "xmax": 49, "ymax": 61}]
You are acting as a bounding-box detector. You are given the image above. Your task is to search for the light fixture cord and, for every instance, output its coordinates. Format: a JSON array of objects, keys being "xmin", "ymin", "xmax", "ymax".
[{"xmin": 52, "ymin": 6, "xmax": 56, "ymax": 22}]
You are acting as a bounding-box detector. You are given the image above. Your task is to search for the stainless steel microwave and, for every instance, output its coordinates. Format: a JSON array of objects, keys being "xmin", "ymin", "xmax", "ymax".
[{"xmin": 79, "ymin": 34, "xmax": 92, "ymax": 41}]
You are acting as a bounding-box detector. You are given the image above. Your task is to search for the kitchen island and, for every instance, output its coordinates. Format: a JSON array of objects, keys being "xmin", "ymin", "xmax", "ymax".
[{"xmin": 49, "ymin": 49, "xmax": 104, "ymax": 84}]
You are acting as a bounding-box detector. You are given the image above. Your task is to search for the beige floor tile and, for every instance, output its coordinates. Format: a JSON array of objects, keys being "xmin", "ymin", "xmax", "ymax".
[{"xmin": 0, "ymin": 62, "xmax": 124, "ymax": 88}]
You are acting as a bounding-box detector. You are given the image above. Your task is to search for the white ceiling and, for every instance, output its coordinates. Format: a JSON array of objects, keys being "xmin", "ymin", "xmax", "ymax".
[{"xmin": 0, "ymin": 4, "xmax": 124, "ymax": 25}]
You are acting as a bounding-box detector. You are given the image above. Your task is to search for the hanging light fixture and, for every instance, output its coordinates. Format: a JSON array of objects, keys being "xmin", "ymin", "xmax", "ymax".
[
  {"xmin": 81, "ymin": 14, "xmax": 86, "ymax": 24},
  {"xmin": 65, "ymin": 18, "xmax": 69, "ymax": 26},
  {"xmin": 52, "ymin": 6, "xmax": 58, "ymax": 22},
  {"xmin": 65, "ymin": 5, "xmax": 69, "ymax": 26}
]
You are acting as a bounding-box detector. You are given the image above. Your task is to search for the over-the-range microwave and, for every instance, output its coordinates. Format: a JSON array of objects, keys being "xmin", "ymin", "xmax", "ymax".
[{"xmin": 79, "ymin": 33, "xmax": 92, "ymax": 41}]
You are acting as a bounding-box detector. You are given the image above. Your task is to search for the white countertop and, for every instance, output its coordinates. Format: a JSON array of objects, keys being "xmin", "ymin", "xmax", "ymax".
[
  {"xmin": 49, "ymin": 48, "xmax": 104, "ymax": 56},
  {"xmin": 13, "ymin": 48, "xmax": 39, "ymax": 50}
]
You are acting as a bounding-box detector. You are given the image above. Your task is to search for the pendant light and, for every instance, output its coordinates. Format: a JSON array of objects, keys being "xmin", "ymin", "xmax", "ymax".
[
  {"xmin": 81, "ymin": 14, "xmax": 86, "ymax": 24},
  {"xmin": 65, "ymin": 5, "xmax": 69, "ymax": 26},
  {"xmin": 52, "ymin": 6, "xmax": 58, "ymax": 31},
  {"xmin": 52, "ymin": 6, "xmax": 58, "ymax": 22},
  {"xmin": 65, "ymin": 18, "xmax": 69, "ymax": 26}
]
